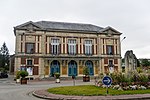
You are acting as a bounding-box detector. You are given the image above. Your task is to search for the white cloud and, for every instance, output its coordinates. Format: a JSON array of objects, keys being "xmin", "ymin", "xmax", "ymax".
[{"xmin": 0, "ymin": 0, "xmax": 150, "ymax": 58}]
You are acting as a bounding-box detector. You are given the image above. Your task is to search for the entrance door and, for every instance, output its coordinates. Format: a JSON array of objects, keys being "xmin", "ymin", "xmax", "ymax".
[
  {"xmin": 68, "ymin": 60, "xmax": 77, "ymax": 76},
  {"xmin": 50, "ymin": 60, "xmax": 60, "ymax": 77},
  {"xmin": 85, "ymin": 60, "xmax": 94, "ymax": 75}
]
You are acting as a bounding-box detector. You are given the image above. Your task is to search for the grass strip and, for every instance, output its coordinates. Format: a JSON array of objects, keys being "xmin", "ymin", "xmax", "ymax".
[{"xmin": 47, "ymin": 85, "xmax": 150, "ymax": 96}]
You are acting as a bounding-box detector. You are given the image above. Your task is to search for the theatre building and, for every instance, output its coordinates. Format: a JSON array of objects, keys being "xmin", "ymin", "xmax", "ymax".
[{"xmin": 14, "ymin": 21, "xmax": 122, "ymax": 79}]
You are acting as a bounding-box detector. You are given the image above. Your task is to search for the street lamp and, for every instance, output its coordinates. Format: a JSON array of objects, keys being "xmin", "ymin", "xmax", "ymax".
[
  {"xmin": 121, "ymin": 37, "xmax": 126, "ymax": 42},
  {"xmin": 121, "ymin": 36, "xmax": 126, "ymax": 73}
]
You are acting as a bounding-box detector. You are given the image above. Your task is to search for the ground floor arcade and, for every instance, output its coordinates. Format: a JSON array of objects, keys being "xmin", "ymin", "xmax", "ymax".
[
  {"xmin": 43, "ymin": 58, "xmax": 100, "ymax": 77},
  {"xmin": 14, "ymin": 56, "xmax": 121, "ymax": 79}
]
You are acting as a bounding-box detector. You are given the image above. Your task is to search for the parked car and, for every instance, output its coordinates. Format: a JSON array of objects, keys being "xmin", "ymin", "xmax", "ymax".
[{"xmin": 0, "ymin": 72, "xmax": 8, "ymax": 78}]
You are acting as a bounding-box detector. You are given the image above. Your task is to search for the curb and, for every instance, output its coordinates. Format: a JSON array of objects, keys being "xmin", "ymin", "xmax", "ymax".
[
  {"xmin": 32, "ymin": 90, "xmax": 52, "ymax": 99},
  {"xmin": 32, "ymin": 90, "xmax": 150, "ymax": 100}
]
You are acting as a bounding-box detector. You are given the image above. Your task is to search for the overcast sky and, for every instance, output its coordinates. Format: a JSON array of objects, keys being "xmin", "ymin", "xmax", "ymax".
[{"xmin": 0, "ymin": 0, "xmax": 150, "ymax": 58}]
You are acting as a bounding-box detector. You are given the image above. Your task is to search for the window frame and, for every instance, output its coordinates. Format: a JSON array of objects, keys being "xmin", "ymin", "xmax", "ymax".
[
  {"xmin": 51, "ymin": 38, "xmax": 60, "ymax": 55},
  {"xmin": 25, "ymin": 43, "xmax": 35, "ymax": 54},
  {"xmin": 106, "ymin": 45, "xmax": 114, "ymax": 55},
  {"xmin": 84, "ymin": 40, "xmax": 92, "ymax": 55},
  {"xmin": 68, "ymin": 39, "xmax": 76, "ymax": 55}
]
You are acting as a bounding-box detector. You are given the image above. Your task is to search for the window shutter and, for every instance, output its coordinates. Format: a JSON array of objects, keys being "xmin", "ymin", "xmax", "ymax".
[
  {"xmin": 33, "ymin": 43, "xmax": 35, "ymax": 53},
  {"xmin": 80, "ymin": 45, "xmax": 82, "ymax": 54},
  {"xmin": 103, "ymin": 45, "xmax": 105, "ymax": 54},
  {"xmin": 21, "ymin": 58, "xmax": 26, "ymax": 64},
  {"xmin": 92, "ymin": 45, "xmax": 94, "ymax": 55},
  {"xmin": 63, "ymin": 44, "xmax": 65, "ymax": 54},
  {"xmin": 114, "ymin": 66, "xmax": 118, "ymax": 72},
  {"xmin": 83, "ymin": 45, "xmax": 85, "ymax": 54},
  {"xmin": 104, "ymin": 58, "xmax": 108, "ymax": 64},
  {"xmin": 114, "ymin": 59, "xmax": 118, "ymax": 64},
  {"xmin": 112, "ymin": 46, "xmax": 114, "ymax": 55},
  {"xmin": 104, "ymin": 66, "xmax": 108, "ymax": 73},
  {"xmin": 59, "ymin": 44, "xmax": 61, "ymax": 54},
  {"xmin": 116, "ymin": 46, "xmax": 117, "ymax": 54},
  {"xmin": 21, "ymin": 43, "xmax": 23, "ymax": 53},
  {"xmin": 45, "ymin": 44, "xmax": 47, "ymax": 54},
  {"xmin": 25, "ymin": 43, "xmax": 27, "ymax": 53},
  {"xmin": 33, "ymin": 66, "xmax": 39, "ymax": 75},
  {"xmin": 106, "ymin": 45, "xmax": 108, "ymax": 54},
  {"xmin": 67, "ymin": 44, "xmax": 68, "ymax": 54},
  {"xmin": 34, "ymin": 58, "xmax": 39, "ymax": 64},
  {"xmin": 49, "ymin": 44, "xmax": 51, "ymax": 54},
  {"xmin": 96, "ymin": 45, "xmax": 97, "ymax": 54},
  {"xmin": 76, "ymin": 44, "xmax": 78, "ymax": 54}
]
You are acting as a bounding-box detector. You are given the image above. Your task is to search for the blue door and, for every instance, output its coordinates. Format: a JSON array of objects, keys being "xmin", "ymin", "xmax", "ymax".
[
  {"xmin": 85, "ymin": 60, "xmax": 94, "ymax": 75},
  {"xmin": 50, "ymin": 60, "xmax": 60, "ymax": 77},
  {"xmin": 68, "ymin": 60, "xmax": 77, "ymax": 76}
]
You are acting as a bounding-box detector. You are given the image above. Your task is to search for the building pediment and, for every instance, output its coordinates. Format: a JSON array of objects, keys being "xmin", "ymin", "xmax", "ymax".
[
  {"xmin": 100, "ymin": 26, "xmax": 122, "ymax": 35},
  {"xmin": 14, "ymin": 21, "xmax": 42, "ymax": 32}
]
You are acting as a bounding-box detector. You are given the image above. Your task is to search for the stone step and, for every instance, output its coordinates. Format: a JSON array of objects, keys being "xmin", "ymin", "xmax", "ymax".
[{"xmin": 37, "ymin": 76, "xmax": 98, "ymax": 81}]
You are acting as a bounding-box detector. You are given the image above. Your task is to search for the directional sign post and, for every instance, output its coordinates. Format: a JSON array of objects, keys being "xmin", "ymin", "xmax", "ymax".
[
  {"xmin": 72, "ymin": 75, "xmax": 76, "ymax": 86},
  {"xmin": 102, "ymin": 76, "xmax": 112, "ymax": 95}
]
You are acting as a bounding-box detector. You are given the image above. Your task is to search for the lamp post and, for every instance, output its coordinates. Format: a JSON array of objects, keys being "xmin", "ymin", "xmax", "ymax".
[
  {"xmin": 121, "ymin": 37, "xmax": 126, "ymax": 42},
  {"xmin": 120, "ymin": 36, "xmax": 126, "ymax": 73}
]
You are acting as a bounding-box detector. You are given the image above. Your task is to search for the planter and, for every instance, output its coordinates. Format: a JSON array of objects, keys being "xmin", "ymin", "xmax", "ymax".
[
  {"xmin": 21, "ymin": 78, "xmax": 27, "ymax": 84},
  {"xmin": 16, "ymin": 79, "xmax": 20, "ymax": 83},
  {"xmin": 55, "ymin": 79, "xmax": 60, "ymax": 83},
  {"xmin": 83, "ymin": 76, "xmax": 90, "ymax": 82}
]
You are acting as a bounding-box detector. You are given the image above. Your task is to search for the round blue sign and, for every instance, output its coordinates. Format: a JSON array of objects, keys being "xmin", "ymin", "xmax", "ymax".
[{"xmin": 102, "ymin": 76, "xmax": 112, "ymax": 86}]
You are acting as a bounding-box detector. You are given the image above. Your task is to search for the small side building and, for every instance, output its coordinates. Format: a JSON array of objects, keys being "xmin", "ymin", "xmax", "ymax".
[{"xmin": 9, "ymin": 54, "xmax": 15, "ymax": 75}]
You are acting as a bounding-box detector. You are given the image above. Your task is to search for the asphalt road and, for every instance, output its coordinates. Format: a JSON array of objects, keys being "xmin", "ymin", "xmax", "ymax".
[{"xmin": 0, "ymin": 75, "xmax": 94, "ymax": 100}]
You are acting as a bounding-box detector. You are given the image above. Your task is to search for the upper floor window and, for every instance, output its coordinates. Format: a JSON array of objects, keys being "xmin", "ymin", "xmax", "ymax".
[
  {"xmin": 84, "ymin": 40, "xmax": 92, "ymax": 55},
  {"xmin": 51, "ymin": 39, "xmax": 60, "ymax": 55},
  {"xmin": 108, "ymin": 60, "xmax": 113, "ymax": 66},
  {"xmin": 68, "ymin": 39, "xmax": 76, "ymax": 55},
  {"xmin": 27, "ymin": 59, "xmax": 33, "ymax": 66},
  {"xmin": 25, "ymin": 43, "xmax": 35, "ymax": 54},
  {"xmin": 106, "ymin": 45, "xmax": 114, "ymax": 55}
]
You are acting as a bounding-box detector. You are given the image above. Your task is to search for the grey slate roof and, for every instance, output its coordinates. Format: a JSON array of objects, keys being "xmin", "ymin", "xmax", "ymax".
[
  {"xmin": 35, "ymin": 21, "xmax": 103, "ymax": 32},
  {"xmin": 14, "ymin": 21, "xmax": 122, "ymax": 35},
  {"xmin": 14, "ymin": 21, "xmax": 104, "ymax": 32}
]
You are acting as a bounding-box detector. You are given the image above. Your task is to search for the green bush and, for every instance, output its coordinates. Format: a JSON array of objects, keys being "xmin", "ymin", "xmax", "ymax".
[
  {"xmin": 139, "ymin": 74, "xmax": 149, "ymax": 82},
  {"xmin": 20, "ymin": 70, "xmax": 28, "ymax": 78},
  {"xmin": 16, "ymin": 71, "xmax": 21, "ymax": 79},
  {"xmin": 54, "ymin": 72, "xmax": 60, "ymax": 79},
  {"xmin": 110, "ymin": 72, "xmax": 129, "ymax": 84},
  {"xmin": 83, "ymin": 66, "xmax": 89, "ymax": 76},
  {"xmin": 98, "ymin": 71, "xmax": 150, "ymax": 86},
  {"xmin": 0, "ymin": 68, "xmax": 7, "ymax": 73},
  {"xmin": 136, "ymin": 67, "xmax": 143, "ymax": 73}
]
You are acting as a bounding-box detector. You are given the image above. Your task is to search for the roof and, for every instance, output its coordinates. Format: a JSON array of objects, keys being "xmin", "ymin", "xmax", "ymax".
[
  {"xmin": 14, "ymin": 21, "xmax": 122, "ymax": 35},
  {"xmin": 35, "ymin": 21, "xmax": 103, "ymax": 32}
]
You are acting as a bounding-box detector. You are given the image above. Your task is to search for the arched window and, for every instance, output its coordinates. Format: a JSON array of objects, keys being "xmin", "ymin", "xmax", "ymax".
[
  {"xmin": 50, "ymin": 60, "xmax": 60, "ymax": 77},
  {"xmin": 68, "ymin": 60, "xmax": 77, "ymax": 76},
  {"xmin": 85, "ymin": 60, "xmax": 94, "ymax": 75}
]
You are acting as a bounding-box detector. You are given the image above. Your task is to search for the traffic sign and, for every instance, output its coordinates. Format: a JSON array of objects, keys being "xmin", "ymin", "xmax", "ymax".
[{"xmin": 102, "ymin": 76, "xmax": 112, "ymax": 86}]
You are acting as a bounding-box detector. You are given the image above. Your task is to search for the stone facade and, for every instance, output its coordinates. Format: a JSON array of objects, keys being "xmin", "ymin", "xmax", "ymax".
[{"xmin": 14, "ymin": 21, "xmax": 122, "ymax": 78}]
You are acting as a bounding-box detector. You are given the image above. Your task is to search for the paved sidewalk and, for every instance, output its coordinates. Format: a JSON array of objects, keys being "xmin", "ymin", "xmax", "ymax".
[{"xmin": 33, "ymin": 89, "xmax": 150, "ymax": 100}]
